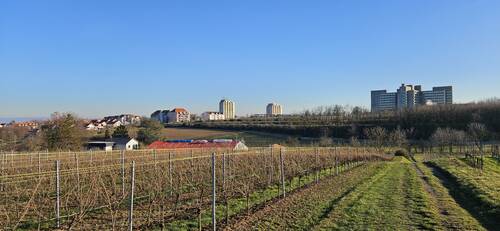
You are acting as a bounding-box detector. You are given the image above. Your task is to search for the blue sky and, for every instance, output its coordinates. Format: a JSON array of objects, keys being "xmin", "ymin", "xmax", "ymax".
[{"xmin": 1, "ymin": 0, "xmax": 500, "ymax": 119}]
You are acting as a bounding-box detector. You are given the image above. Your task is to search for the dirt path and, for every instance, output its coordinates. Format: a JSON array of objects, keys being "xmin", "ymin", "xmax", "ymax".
[
  {"xmin": 412, "ymin": 162, "xmax": 447, "ymax": 215},
  {"xmin": 413, "ymin": 161, "xmax": 486, "ymax": 230}
]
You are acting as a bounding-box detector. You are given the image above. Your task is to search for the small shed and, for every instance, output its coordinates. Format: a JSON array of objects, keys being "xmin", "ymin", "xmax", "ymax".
[{"xmin": 86, "ymin": 141, "xmax": 114, "ymax": 151}]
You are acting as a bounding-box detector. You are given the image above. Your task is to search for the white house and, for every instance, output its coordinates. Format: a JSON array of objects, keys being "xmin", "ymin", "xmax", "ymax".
[
  {"xmin": 110, "ymin": 120, "xmax": 122, "ymax": 127},
  {"xmin": 110, "ymin": 138, "xmax": 139, "ymax": 150},
  {"xmin": 85, "ymin": 120, "xmax": 107, "ymax": 131},
  {"xmin": 85, "ymin": 123, "xmax": 97, "ymax": 130},
  {"xmin": 202, "ymin": 111, "xmax": 225, "ymax": 121}
]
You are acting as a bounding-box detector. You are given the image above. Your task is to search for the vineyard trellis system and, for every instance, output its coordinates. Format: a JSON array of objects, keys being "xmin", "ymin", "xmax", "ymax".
[
  {"xmin": 492, "ymin": 145, "xmax": 500, "ymax": 162},
  {"xmin": 0, "ymin": 147, "xmax": 389, "ymax": 230}
]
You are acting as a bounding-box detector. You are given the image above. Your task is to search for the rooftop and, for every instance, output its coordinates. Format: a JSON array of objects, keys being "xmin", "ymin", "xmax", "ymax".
[
  {"xmin": 172, "ymin": 108, "xmax": 188, "ymax": 113},
  {"xmin": 148, "ymin": 140, "xmax": 240, "ymax": 150}
]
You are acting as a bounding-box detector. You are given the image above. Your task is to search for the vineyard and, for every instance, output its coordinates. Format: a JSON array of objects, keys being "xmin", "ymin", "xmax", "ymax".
[{"xmin": 0, "ymin": 147, "xmax": 387, "ymax": 230}]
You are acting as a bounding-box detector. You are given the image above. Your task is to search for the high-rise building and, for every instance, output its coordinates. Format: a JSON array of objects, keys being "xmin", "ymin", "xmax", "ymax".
[
  {"xmin": 371, "ymin": 90, "xmax": 397, "ymax": 111},
  {"xmin": 266, "ymin": 103, "xmax": 283, "ymax": 116},
  {"xmin": 371, "ymin": 84, "xmax": 453, "ymax": 112},
  {"xmin": 219, "ymin": 99, "xmax": 235, "ymax": 119},
  {"xmin": 422, "ymin": 86, "xmax": 453, "ymax": 105}
]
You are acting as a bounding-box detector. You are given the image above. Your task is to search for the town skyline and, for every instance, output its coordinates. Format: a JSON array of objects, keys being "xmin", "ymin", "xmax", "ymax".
[{"xmin": 2, "ymin": 84, "xmax": 500, "ymax": 122}]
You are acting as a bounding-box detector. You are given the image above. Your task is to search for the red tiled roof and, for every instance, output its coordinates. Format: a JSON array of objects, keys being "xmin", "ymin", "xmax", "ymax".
[
  {"xmin": 172, "ymin": 108, "xmax": 188, "ymax": 113},
  {"xmin": 148, "ymin": 141, "xmax": 238, "ymax": 150}
]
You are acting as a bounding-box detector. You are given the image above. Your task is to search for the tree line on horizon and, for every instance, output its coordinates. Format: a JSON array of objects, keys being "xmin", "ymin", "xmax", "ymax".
[
  {"xmin": 1, "ymin": 99, "xmax": 499, "ymax": 152},
  {"xmin": 191, "ymin": 99, "xmax": 500, "ymax": 142}
]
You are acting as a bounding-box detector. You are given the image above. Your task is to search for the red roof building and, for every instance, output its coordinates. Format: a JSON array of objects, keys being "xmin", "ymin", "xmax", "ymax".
[
  {"xmin": 167, "ymin": 108, "xmax": 190, "ymax": 123},
  {"xmin": 148, "ymin": 140, "xmax": 248, "ymax": 151}
]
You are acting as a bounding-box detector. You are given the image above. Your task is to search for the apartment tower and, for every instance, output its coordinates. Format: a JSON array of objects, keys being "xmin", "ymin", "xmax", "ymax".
[
  {"xmin": 219, "ymin": 99, "xmax": 236, "ymax": 119},
  {"xmin": 266, "ymin": 103, "xmax": 283, "ymax": 116}
]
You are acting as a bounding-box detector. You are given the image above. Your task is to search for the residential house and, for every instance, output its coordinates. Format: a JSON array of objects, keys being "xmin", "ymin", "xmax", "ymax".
[
  {"xmin": 109, "ymin": 138, "xmax": 139, "ymax": 150},
  {"xmin": 103, "ymin": 114, "xmax": 142, "ymax": 126},
  {"xmin": 13, "ymin": 121, "xmax": 39, "ymax": 130},
  {"xmin": 85, "ymin": 114, "xmax": 137, "ymax": 131},
  {"xmin": 85, "ymin": 120, "xmax": 107, "ymax": 131}
]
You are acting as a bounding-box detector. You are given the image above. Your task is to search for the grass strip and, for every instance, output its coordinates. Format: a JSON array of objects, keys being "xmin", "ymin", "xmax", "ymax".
[
  {"xmin": 428, "ymin": 157, "xmax": 500, "ymax": 229},
  {"xmin": 314, "ymin": 160, "xmax": 440, "ymax": 230},
  {"xmin": 415, "ymin": 162, "xmax": 485, "ymax": 230},
  {"xmin": 223, "ymin": 162, "xmax": 386, "ymax": 230}
]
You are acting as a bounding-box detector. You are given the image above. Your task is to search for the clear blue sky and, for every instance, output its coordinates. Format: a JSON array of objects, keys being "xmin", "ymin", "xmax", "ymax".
[{"xmin": 1, "ymin": 0, "xmax": 500, "ymax": 119}]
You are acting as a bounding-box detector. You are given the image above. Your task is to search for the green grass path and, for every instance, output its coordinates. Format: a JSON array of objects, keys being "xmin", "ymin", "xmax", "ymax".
[
  {"xmin": 313, "ymin": 158, "xmax": 440, "ymax": 230},
  {"xmin": 224, "ymin": 157, "xmax": 488, "ymax": 230},
  {"xmin": 224, "ymin": 162, "xmax": 385, "ymax": 230}
]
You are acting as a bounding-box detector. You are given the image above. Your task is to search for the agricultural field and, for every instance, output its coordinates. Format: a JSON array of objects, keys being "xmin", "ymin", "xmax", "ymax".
[
  {"xmin": 226, "ymin": 157, "xmax": 488, "ymax": 231},
  {"xmin": 0, "ymin": 147, "xmax": 386, "ymax": 230},
  {"xmin": 159, "ymin": 128, "xmax": 297, "ymax": 147},
  {"xmin": 128, "ymin": 127, "xmax": 299, "ymax": 147},
  {"xmin": 1, "ymin": 147, "xmax": 499, "ymax": 230}
]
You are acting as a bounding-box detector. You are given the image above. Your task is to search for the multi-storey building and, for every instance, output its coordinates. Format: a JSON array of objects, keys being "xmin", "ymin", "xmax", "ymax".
[
  {"xmin": 151, "ymin": 110, "xmax": 170, "ymax": 123},
  {"xmin": 371, "ymin": 84, "xmax": 453, "ymax": 112},
  {"xmin": 167, "ymin": 108, "xmax": 191, "ymax": 123},
  {"xmin": 422, "ymin": 86, "xmax": 453, "ymax": 105},
  {"xmin": 201, "ymin": 111, "xmax": 225, "ymax": 121},
  {"xmin": 371, "ymin": 90, "xmax": 397, "ymax": 111},
  {"xmin": 12, "ymin": 121, "xmax": 40, "ymax": 130},
  {"xmin": 219, "ymin": 99, "xmax": 235, "ymax": 119},
  {"xmin": 266, "ymin": 103, "xmax": 283, "ymax": 116}
]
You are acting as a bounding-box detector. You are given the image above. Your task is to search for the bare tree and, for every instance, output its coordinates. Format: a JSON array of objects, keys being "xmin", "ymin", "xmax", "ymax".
[
  {"xmin": 318, "ymin": 136, "xmax": 333, "ymax": 147},
  {"xmin": 389, "ymin": 127, "xmax": 407, "ymax": 148},
  {"xmin": 467, "ymin": 123, "xmax": 489, "ymax": 155},
  {"xmin": 364, "ymin": 127, "xmax": 387, "ymax": 151}
]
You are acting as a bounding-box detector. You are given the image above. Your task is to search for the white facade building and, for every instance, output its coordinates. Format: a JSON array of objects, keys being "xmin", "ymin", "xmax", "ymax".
[
  {"xmin": 112, "ymin": 138, "xmax": 139, "ymax": 150},
  {"xmin": 266, "ymin": 103, "xmax": 283, "ymax": 116},
  {"xmin": 219, "ymin": 99, "xmax": 236, "ymax": 119},
  {"xmin": 167, "ymin": 108, "xmax": 191, "ymax": 123},
  {"xmin": 202, "ymin": 112, "xmax": 225, "ymax": 121}
]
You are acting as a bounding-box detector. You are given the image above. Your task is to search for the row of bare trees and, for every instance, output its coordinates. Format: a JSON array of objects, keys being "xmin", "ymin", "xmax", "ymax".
[
  {"xmin": 192, "ymin": 99, "xmax": 500, "ymax": 141},
  {"xmin": 362, "ymin": 126, "xmax": 411, "ymax": 151},
  {"xmin": 359, "ymin": 122, "xmax": 493, "ymax": 158},
  {"xmin": 430, "ymin": 123, "xmax": 490, "ymax": 154}
]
